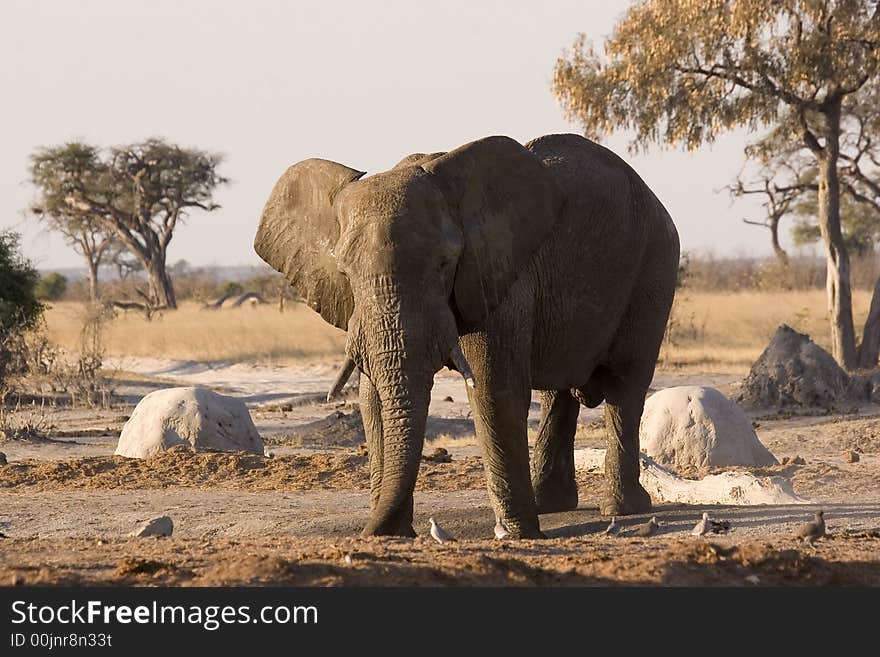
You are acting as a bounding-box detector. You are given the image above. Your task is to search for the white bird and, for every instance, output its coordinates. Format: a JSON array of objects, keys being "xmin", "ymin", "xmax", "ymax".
[
  {"xmin": 632, "ymin": 516, "xmax": 660, "ymax": 537},
  {"xmin": 494, "ymin": 517, "xmax": 510, "ymax": 540},
  {"xmin": 429, "ymin": 517, "xmax": 456, "ymax": 544},
  {"xmin": 603, "ymin": 516, "xmax": 620, "ymax": 537},
  {"xmin": 692, "ymin": 512, "xmax": 711, "ymax": 536}
]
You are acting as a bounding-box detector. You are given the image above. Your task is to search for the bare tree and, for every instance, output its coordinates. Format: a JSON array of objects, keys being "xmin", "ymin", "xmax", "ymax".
[{"xmin": 732, "ymin": 175, "xmax": 805, "ymax": 266}]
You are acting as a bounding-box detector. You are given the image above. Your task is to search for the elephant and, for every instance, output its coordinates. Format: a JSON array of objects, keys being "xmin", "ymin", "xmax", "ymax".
[{"xmin": 254, "ymin": 133, "xmax": 680, "ymax": 539}]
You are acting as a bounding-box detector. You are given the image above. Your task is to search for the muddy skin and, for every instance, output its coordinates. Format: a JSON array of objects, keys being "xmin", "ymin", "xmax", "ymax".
[{"xmin": 254, "ymin": 134, "xmax": 679, "ymax": 537}]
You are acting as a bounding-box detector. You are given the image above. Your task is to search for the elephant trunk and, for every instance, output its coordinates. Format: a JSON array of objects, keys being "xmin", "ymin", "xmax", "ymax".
[{"xmin": 357, "ymin": 305, "xmax": 436, "ymax": 537}]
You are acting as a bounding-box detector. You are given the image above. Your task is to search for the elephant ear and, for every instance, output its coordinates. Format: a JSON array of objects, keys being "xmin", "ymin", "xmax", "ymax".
[
  {"xmin": 254, "ymin": 158, "xmax": 365, "ymax": 330},
  {"xmin": 422, "ymin": 136, "xmax": 564, "ymax": 328}
]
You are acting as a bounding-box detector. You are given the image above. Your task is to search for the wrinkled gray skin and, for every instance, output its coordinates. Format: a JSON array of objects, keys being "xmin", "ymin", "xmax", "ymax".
[{"xmin": 254, "ymin": 134, "xmax": 679, "ymax": 538}]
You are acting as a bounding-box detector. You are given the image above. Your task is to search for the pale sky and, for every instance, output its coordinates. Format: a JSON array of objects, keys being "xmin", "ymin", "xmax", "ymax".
[{"xmin": 2, "ymin": 0, "xmax": 805, "ymax": 271}]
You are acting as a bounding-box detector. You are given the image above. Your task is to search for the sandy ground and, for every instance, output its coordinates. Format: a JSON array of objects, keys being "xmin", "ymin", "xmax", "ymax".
[{"xmin": 1, "ymin": 358, "xmax": 878, "ymax": 586}]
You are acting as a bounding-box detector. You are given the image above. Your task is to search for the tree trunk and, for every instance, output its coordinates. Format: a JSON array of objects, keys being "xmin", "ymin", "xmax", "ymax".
[
  {"xmin": 816, "ymin": 102, "xmax": 857, "ymax": 370},
  {"xmin": 769, "ymin": 215, "xmax": 789, "ymax": 267},
  {"xmin": 145, "ymin": 254, "xmax": 177, "ymax": 309},
  {"xmin": 85, "ymin": 256, "xmax": 100, "ymax": 301},
  {"xmin": 858, "ymin": 276, "xmax": 880, "ymax": 369}
]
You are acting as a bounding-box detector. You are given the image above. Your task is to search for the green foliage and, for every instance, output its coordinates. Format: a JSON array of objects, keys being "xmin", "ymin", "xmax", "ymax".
[
  {"xmin": 0, "ymin": 232, "xmax": 42, "ymax": 335},
  {"xmin": 792, "ymin": 195, "xmax": 879, "ymax": 255},
  {"xmin": 34, "ymin": 272, "xmax": 68, "ymax": 301},
  {"xmin": 221, "ymin": 281, "xmax": 244, "ymax": 297},
  {"xmin": 0, "ymin": 231, "xmax": 43, "ymax": 385}
]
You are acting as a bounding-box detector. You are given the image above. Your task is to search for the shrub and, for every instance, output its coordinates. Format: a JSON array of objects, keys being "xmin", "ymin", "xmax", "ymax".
[
  {"xmin": 0, "ymin": 231, "xmax": 43, "ymax": 387},
  {"xmin": 34, "ymin": 272, "xmax": 68, "ymax": 300}
]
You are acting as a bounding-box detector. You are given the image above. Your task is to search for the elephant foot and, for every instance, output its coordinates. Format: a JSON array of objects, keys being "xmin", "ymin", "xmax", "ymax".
[
  {"xmin": 360, "ymin": 517, "xmax": 417, "ymax": 538},
  {"xmin": 502, "ymin": 517, "xmax": 546, "ymax": 539},
  {"xmin": 360, "ymin": 525, "xmax": 415, "ymax": 538},
  {"xmin": 600, "ymin": 483, "xmax": 651, "ymax": 517},
  {"xmin": 534, "ymin": 478, "xmax": 579, "ymax": 514}
]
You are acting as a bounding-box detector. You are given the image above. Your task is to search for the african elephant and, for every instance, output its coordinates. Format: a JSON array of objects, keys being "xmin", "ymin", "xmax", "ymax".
[{"xmin": 254, "ymin": 134, "xmax": 679, "ymax": 538}]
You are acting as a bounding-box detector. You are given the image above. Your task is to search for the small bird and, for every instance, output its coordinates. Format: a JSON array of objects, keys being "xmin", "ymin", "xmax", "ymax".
[
  {"xmin": 708, "ymin": 519, "xmax": 731, "ymax": 535},
  {"xmin": 429, "ymin": 517, "xmax": 456, "ymax": 544},
  {"xmin": 796, "ymin": 510, "xmax": 826, "ymax": 547},
  {"xmin": 494, "ymin": 517, "xmax": 510, "ymax": 540},
  {"xmin": 603, "ymin": 516, "xmax": 620, "ymax": 537},
  {"xmin": 692, "ymin": 512, "xmax": 711, "ymax": 536},
  {"xmin": 632, "ymin": 516, "xmax": 660, "ymax": 537}
]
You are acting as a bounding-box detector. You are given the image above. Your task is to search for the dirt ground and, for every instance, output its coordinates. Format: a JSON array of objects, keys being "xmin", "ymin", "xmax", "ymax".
[{"xmin": 1, "ymin": 359, "xmax": 878, "ymax": 586}]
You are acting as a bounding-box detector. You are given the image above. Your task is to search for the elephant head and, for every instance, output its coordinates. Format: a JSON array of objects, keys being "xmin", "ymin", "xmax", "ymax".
[{"xmin": 254, "ymin": 136, "xmax": 564, "ymax": 535}]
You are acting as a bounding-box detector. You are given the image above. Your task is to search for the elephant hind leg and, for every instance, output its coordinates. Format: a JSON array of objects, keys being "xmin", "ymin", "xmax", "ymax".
[
  {"xmin": 600, "ymin": 225, "xmax": 676, "ymax": 516},
  {"xmin": 600, "ymin": 374, "xmax": 652, "ymax": 517},
  {"xmin": 531, "ymin": 390, "xmax": 580, "ymax": 514}
]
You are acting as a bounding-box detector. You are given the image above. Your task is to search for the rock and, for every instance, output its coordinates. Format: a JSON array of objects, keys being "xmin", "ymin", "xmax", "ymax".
[
  {"xmin": 115, "ymin": 387, "xmax": 264, "ymax": 459},
  {"xmin": 423, "ymin": 447, "xmax": 452, "ymax": 463},
  {"xmin": 0, "ymin": 451, "xmax": 6, "ymax": 466},
  {"xmin": 739, "ymin": 324, "xmax": 851, "ymax": 409},
  {"xmin": 844, "ymin": 450, "xmax": 860, "ymax": 463},
  {"xmin": 574, "ymin": 449, "xmax": 810, "ymax": 506},
  {"xmin": 639, "ymin": 386, "xmax": 777, "ymax": 471},
  {"xmin": 850, "ymin": 370, "xmax": 880, "ymax": 404},
  {"xmin": 128, "ymin": 515, "xmax": 173, "ymax": 538},
  {"xmin": 282, "ymin": 407, "xmax": 365, "ymax": 447}
]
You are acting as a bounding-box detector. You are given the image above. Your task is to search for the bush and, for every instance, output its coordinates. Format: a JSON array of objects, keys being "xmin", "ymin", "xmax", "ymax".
[
  {"xmin": 34, "ymin": 272, "xmax": 68, "ymax": 300},
  {"xmin": 0, "ymin": 231, "xmax": 43, "ymax": 386},
  {"xmin": 221, "ymin": 281, "xmax": 244, "ymax": 297}
]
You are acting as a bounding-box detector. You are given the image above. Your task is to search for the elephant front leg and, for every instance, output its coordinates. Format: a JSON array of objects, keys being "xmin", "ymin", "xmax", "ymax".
[
  {"xmin": 531, "ymin": 390, "xmax": 579, "ymax": 514},
  {"xmin": 462, "ymin": 342, "xmax": 543, "ymax": 539},
  {"xmin": 600, "ymin": 379, "xmax": 651, "ymax": 516},
  {"xmin": 359, "ymin": 374, "xmax": 416, "ymax": 537}
]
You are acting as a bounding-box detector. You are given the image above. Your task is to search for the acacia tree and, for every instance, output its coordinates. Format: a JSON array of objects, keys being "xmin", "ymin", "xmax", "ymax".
[
  {"xmin": 30, "ymin": 139, "xmax": 227, "ymax": 309},
  {"xmin": 30, "ymin": 146, "xmax": 118, "ymax": 301},
  {"xmin": 553, "ymin": 0, "xmax": 880, "ymax": 369},
  {"xmin": 733, "ymin": 76, "xmax": 880, "ymax": 364}
]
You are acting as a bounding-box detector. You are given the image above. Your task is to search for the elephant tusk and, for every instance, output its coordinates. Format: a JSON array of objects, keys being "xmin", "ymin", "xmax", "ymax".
[
  {"xmin": 449, "ymin": 343, "xmax": 476, "ymax": 389},
  {"xmin": 327, "ymin": 355, "xmax": 357, "ymax": 402}
]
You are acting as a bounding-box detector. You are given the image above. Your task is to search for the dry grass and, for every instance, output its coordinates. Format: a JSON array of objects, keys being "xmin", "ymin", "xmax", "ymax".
[
  {"xmin": 43, "ymin": 301, "xmax": 346, "ymax": 364},
  {"xmin": 660, "ymin": 289, "xmax": 874, "ymax": 372},
  {"xmin": 41, "ymin": 291, "xmax": 871, "ymax": 372}
]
